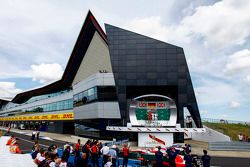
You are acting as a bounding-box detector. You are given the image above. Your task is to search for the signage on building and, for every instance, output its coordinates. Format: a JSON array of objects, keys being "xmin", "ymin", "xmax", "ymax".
[
  {"xmin": 0, "ymin": 112, "xmax": 74, "ymax": 121},
  {"xmin": 138, "ymin": 132, "xmax": 173, "ymax": 147}
]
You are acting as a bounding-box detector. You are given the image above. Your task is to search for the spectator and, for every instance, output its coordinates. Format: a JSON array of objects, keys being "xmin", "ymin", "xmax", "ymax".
[
  {"xmin": 75, "ymin": 139, "xmax": 81, "ymax": 164},
  {"xmin": 114, "ymin": 145, "xmax": 120, "ymax": 167},
  {"xmin": 34, "ymin": 148, "xmax": 46, "ymax": 166},
  {"xmin": 185, "ymin": 143, "xmax": 191, "ymax": 154},
  {"xmin": 104, "ymin": 157, "xmax": 112, "ymax": 167},
  {"xmin": 62, "ymin": 145, "xmax": 70, "ymax": 162},
  {"xmin": 122, "ymin": 144, "xmax": 129, "ymax": 167},
  {"xmin": 168, "ymin": 147, "xmax": 177, "ymax": 167},
  {"xmin": 63, "ymin": 142, "xmax": 69, "ymax": 150},
  {"xmin": 7, "ymin": 126, "xmax": 11, "ymax": 133},
  {"xmin": 243, "ymin": 134, "xmax": 246, "ymax": 142},
  {"xmin": 201, "ymin": 150, "xmax": 211, "ymax": 167},
  {"xmin": 109, "ymin": 145, "xmax": 117, "ymax": 167},
  {"xmin": 238, "ymin": 133, "xmax": 243, "ymax": 141},
  {"xmin": 43, "ymin": 152, "xmax": 54, "ymax": 167},
  {"xmin": 48, "ymin": 144, "xmax": 55, "ymax": 152},
  {"xmin": 36, "ymin": 130, "xmax": 40, "ymax": 141},
  {"xmin": 32, "ymin": 141, "xmax": 39, "ymax": 152},
  {"xmin": 53, "ymin": 145, "xmax": 58, "ymax": 154},
  {"xmin": 31, "ymin": 141, "xmax": 39, "ymax": 159},
  {"xmin": 60, "ymin": 156, "xmax": 68, "ymax": 167},
  {"xmin": 155, "ymin": 146, "xmax": 163, "ymax": 167},
  {"xmin": 49, "ymin": 157, "xmax": 61, "ymax": 167},
  {"xmin": 90, "ymin": 141, "xmax": 99, "ymax": 167},
  {"xmin": 101, "ymin": 143, "xmax": 109, "ymax": 166},
  {"xmin": 184, "ymin": 152, "xmax": 193, "ymax": 167},
  {"xmin": 32, "ymin": 131, "xmax": 36, "ymax": 140},
  {"xmin": 77, "ymin": 153, "xmax": 88, "ymax": 167},
  {"xmin": 82, "ymin": 140, "xmax": 91, "ymax": 162}
]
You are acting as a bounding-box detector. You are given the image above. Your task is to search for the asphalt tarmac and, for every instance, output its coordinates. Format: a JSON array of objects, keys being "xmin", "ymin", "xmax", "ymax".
[
  {"xmin": 211, "ymin": 156, "xmax": 250, "ymax": 167},
  {"xmin": 6, "ymin": 131, "xmax": 250, "ymax": 167},
  {"xmin": 8, "ymin": 131, "xmax": 67, "ymax": 153}
]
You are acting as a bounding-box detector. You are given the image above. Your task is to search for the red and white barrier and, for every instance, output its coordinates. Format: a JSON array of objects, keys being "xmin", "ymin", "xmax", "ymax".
[{"xmin": 106, "ymin": 126, "xmax": 206, "ymax": 133}]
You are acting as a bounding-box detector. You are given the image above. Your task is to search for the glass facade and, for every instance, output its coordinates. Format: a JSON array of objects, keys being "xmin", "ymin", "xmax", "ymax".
[
  {"xmin": 74, "ymin": 86, "xmax": 117, "ymax": 107},
  {"xmin": 25, "ymin": 99, "xmax": 73, "ymax": 113},
  {"xmin": 3, "ymin": 99, "xmax": 73, "ymax": 116},
  {"xmin": 25, "ymin": 89, "xmax": 72, "ymax": 104},
  {"xmin": 4, "ymin": 88, "xmax": 72, "ymax": 110}
]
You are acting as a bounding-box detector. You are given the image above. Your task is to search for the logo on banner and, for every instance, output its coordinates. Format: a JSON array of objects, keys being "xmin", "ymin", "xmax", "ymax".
[
  {"xmin": 138, "ymin": 102, "xmax": 147, "ymax": 108},
  {"xmin": 157, "ymin": 102, "xmax": 166, "ymax": 108},
  {"xmin": 149, "ymin": 134, "xmax": 166, "ymax": 145},
  {"xmin": 0, "ymin": 112, "xmax": 74, "ymax": 121}
]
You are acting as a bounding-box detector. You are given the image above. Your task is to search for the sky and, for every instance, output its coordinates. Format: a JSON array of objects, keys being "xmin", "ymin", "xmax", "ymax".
[{"xmin": 0, "ymin": 0, "xmax": 250, "ymax": 121}]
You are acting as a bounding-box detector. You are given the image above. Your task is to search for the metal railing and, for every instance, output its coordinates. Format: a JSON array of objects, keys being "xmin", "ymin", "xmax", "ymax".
[{"xmin": 202, "ymin": 117, "xmax": 250, "ymax": 126}]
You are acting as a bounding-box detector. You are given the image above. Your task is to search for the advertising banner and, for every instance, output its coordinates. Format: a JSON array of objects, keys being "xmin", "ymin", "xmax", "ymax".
[
  {"xmin": 138, "ymin": 132, "xmax": 173, "ymax": 147},
  {"xmin": 0, "ymin": 112, "xmax": 74, "ymax": 121}
]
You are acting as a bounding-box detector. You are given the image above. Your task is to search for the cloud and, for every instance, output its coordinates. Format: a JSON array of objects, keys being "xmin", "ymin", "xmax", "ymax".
[
  {"xmin": 195, "ymin": 78, "xmax": 242, "ymax": 106},
  {"xmin": 125, "ymin": 16, "xmax": 191, "ymax": 45},
  {"xmin": 224, "ymin": 49, "xmax": 250, "ymax": 75},
  {"xmin": 0, "ymin": 62, "xmax": 64, "ymax": 85},
  {"xmin": 30, "ymin": 63, "xmax": 63, "ymax": 84},
  {"xmin": 229, "ymin": 101, "xmax": 241, "ymax": 108},
  {"xmin": 180, "ymin": 0, "xmax": 250, "ymax": 48},
  {"xmin": 125, "ymin": 0, "xmax": 250, "ymax": 49},
  {"xmin": 0, "ymin": 82, "xmax": 22, "ymax": 98},
  {"xmin": 243, "ymin": 75, "xmax": 250, "ymax": 84}
]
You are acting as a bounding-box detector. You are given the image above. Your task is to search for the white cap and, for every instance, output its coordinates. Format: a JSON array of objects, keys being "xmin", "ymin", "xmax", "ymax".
[{"xmin": 112, "ymin": 145, "xmax": 116, "ymax": 148}]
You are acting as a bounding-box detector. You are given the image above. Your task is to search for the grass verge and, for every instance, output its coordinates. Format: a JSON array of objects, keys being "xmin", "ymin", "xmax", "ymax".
[{"xmin": 203, "ymin": 122, "xmax": 250, "ymax": 141}]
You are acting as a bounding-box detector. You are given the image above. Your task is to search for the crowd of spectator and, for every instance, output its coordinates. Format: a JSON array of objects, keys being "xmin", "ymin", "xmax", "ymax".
[
  {"xmin": 153, "ymin": 143, "xmax": 211, "ymax": 167},
  {"xmin": 6, "ymin": 134, "xmax": 212, "ymax": 167},
  {"xmin": 238, "ymin": 133, "xmax": 250, "ymax": 142},
  {"xmin": 31, "ymin": 138, "xmax": 126, "ymax": 167}
]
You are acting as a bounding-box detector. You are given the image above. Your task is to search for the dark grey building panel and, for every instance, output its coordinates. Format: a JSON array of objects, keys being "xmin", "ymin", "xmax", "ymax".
[{"xmin": 105, "ymin": 24, "xmax": 202, "ymax": 128}]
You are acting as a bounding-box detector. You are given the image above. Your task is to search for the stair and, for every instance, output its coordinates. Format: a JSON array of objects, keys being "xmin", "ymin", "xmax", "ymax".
[{"xmin": 209, "ymin": 141, "xmax": 250, "ymax": 151}]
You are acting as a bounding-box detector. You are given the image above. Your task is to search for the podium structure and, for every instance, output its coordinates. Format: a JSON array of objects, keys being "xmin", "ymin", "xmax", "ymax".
[{"xmin": 107, "ymin": 94, "xmax": 205, "ymax": 147}]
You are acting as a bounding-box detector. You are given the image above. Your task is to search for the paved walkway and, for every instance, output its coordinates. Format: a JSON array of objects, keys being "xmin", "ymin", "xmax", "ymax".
[{"xmin": 1, "ymin": 126, "xmax": 250, "ymax": 158}]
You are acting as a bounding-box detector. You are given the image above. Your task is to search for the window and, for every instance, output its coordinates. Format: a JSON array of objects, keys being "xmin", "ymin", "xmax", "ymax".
[{"xmin": 73, "ymin": 86, "xmax": 117, "ymax": 107}]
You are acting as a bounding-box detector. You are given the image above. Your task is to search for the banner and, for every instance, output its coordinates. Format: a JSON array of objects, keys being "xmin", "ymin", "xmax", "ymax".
[
  {"xmin": 138, "ymin": 132, "xmax": 173, "ymax": 147},
  {"xmin": 0, "ymin": 112, "xmax": 74, "ymax": 121}
]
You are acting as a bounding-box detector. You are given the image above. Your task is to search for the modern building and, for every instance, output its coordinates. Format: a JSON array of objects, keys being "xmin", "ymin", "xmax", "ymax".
[{"xmin": 0, "ymin": 11, "xmax": 202, "ymax": 141}]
